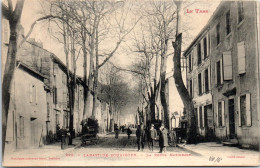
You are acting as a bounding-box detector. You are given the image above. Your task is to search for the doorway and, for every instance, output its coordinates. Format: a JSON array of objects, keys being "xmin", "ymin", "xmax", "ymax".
[
  {"xmin": 30, "ymin": 117, "xmax": 38, "ymax": 148},
  {"xmin": 228, "ymin": 99, "xmax": 236, "ymax": 139}
]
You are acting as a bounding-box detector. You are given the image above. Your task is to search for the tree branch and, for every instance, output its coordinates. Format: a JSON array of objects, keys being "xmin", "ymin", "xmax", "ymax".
[{"xmin": 18, "ymin": 15, "xmax": 71, "ymax": 48}]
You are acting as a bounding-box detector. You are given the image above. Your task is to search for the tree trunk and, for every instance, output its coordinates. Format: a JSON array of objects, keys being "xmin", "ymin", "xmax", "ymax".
[
  {"xmin": 82, "ymin": 33, "xmax": 89, "ymax": 119},
  {"xmin": 160, "ymin": 55, "xmax": 169, "ymax": 129},
  {"xmin": 2, "ymin": 0, "xmax": 25, "ymax": 157},
  {"xmin": 68, "ymin": 32, "xmax": 76, "ymax": 145},
  {"xmin": 92, "ymin": 16, "xmax": 100, "ymax": 119},
  {"xmin": 172, "ymin": 1, "xmax": 197, "ymax": 144}
]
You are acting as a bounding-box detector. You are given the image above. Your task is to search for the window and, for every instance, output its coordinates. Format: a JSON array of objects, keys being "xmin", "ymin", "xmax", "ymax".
[
  {"xmin": 217, "ymin": 101, "xmax": 225, "ymax": 127},
  {"xmin": 226, "ymin": 10, "xmax": 231, "ymax": 35},
  {"xmin": 2, "ymin": 19, "xmax": 9, "ymax": 43},
  {"xmin": 204, "ymin": 68, "xmax": 209, "ymax": 93},
  {"xmin": 53, "ymin": 87, "xmax": 57, "ymax": 104},
  {"xmin": 238, "ymin": 94, "xmax": 251, "ymax": 126},
  {"xmin": 197, "ymin": 43, "xmax": 202, "ymax": 65},
  {"xmin": 237, "ymin": 41, "xmax": 246, "ymax": 74},
  {"xmin": 215, "ymin": 59, "xmax": 223, "ymax": 85},
  {"xmin": 223, "ymin": 51, "xmax": 233, "ymax": 80},
  {"xmin": 198, "ymin": 73, "xmax": 202, "ymax": 95},
  {"xmin": 199, "ymin": 106, "xmax": 203, "ymax": 128},
  {"xmin": 238, "ymin": 2, "xmax": 244, "ymax": 23},
  {"xmin": 62, "ymin": 74, "xmax": 66, "ymax": 84},
  {"xmin": 19, "ymin": 116, "xmax": 24, "ymax": 138},
  {"xmin": 188, "ymin": 53, "xmax": 193, "ymax": 72},
  {"xmin": 29, "ymin": 84, "xmax": 37, "ymax": 104},
  {"xmin": 203, "ymin": 37, "xmax": 207, "ymax": 58},
  {"xmin": 189, "ymin": 79, "xmax": 193, "ymax": 98},
  {"xmin": 47, "ymin": 102, "xmax": 50, "ymax": 116},
  {"xmin": 63, "ymin": 90, "xmax": 67, "ymax": 106},
  {"xmin": 216, "ymin": 23, "xmax": 220, "ymax": 45}
]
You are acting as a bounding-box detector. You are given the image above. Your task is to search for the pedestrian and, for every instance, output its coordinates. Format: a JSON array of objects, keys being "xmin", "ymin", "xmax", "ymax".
[
  {"xmin": 115, "ymin": 126, "xmax": 119, "ymax": 139},
  {"xmin": 136, "ymin": 123, "xmax": 145, "ymax": 151},
  {"xmin": 159, "ymin": 124, "xmax": 168, "ymax": 153},
  {"xmin": 170, "ymin": 128, "xmax": 177, "ymax": 147},
  {"xmin": 148, "ymin": 124, "xmax": 157, "ymax": 151},
  {"xmin": 127, "ymin": 127, "xmax": 132, "ymax": 139},
  {"xmin": 60, "ymin": 126, "xmax": 67, "ymax": 150},
  {"xmin": 65, "ymin": 128, "xmax": 70, "ymax": 148}
]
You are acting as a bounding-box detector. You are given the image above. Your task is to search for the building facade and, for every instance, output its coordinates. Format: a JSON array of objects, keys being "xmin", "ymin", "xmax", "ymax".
[
  {"xmin": 5, "ymin": 62, "xmax": 48, "ymax": 152},
  {"xmin": 184, "ymin": 1, "xmax": 260, "ymax": 148}
]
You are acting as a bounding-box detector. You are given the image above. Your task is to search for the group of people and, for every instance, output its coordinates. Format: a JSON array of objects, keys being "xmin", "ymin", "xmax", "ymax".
[
  {"xmin": 56, "ymin": 125, "xmax": 76, "ymax": 150},
  {"xmin": 115, "ymin": 126, "xmax": 132, "ymax": 139},
  {"xmin": 136, "ymin": 123, "xmax": 173, "ymax": 153}
]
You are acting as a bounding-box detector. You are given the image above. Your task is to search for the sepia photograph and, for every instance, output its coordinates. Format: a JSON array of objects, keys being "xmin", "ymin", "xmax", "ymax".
[{"xmin": 1, "ymin": 0, "xmax": 260, "ymax": 166}]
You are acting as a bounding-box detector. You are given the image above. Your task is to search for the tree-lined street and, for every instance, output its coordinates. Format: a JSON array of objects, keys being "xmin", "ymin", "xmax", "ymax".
[
  {"xmin": 4, "ymin": 131, "xmax": 259, "ymax": 166},
  {"xmin": 2, "ymin": 0, "xmax": 260, "ymax": 167}
]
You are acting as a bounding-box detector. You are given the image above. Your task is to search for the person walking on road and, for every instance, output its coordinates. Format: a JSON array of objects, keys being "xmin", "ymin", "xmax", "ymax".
[
  {"xmin": 127, "ymin": 127, "xmax": 132, "ymax": 139},
  {"xmin": 136, "ymin": 124, "xmax": 145, "ymax": 151},
  {"xmin": 148, "ymin": 124, "xmax": 157, "ymax": 151},
  {"xmin": 115, "ymin": 126, "xmax": 119, "ymax": 139},
  {"xmin": 169, "ymin": 128, "xmax": 177, "ymax": 147},
  {"xmin": 159, "ymin": 124, "xmax": 168, "ymax": 153},
  {"xmin": 60, "ymin": 126, "xmax": 67, "ymax": 150}
]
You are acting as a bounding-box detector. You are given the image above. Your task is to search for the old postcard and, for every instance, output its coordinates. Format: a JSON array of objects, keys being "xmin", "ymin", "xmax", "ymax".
[{"xmin": 1, "ymin": 0, "xmax": 260, "ymax": 166}]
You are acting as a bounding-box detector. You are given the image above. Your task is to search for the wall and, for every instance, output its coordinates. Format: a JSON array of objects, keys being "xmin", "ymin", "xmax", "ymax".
[
  {"xmin": 210, "ymin": 2, "xmax": 259, "ymax": 148},
  {"xmin": 5, "ymin": 67, "xmax": 47, "ymax": 153}
]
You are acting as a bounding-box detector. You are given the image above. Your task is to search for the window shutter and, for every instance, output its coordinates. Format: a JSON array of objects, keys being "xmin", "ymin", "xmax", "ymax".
[
  {"xmin": 194, "ymin": 46, "xmax": 197, "ymax": 65},
  {"xmin": 222, "ymin": 100, "xmax": 225, "ymax": 126},
  {"xmin": 208, "ymin": 66, "xmax": 211, "ymax": 91},
  {"xmin": 220, "ymin": 58, "xmax": 223, "ymax": 84},
  {"xmin": 197, "ymin": 108, "xmax": 200, "ymax": 127},
  {"xmin": 207, "ymin": 33, "xmax": 210, "ymax": 56},
  {"xmin": 201, "ymin": 41, "xmax": 204, "ymax": 60},
  {"xmin": 246, "ymin": 93, "xmax": 251, "ymax": 126},
  {"xmin": 237, "ymin": 41, "xmax": 246, "ymax": 74},
  {"xmin": 223, "ymin": 51, "xmax": 232, "ymax": 80},
  {"xmin": 192, "ymin": 78, "xmax": 194, "ymax": 98},
  {"xmin": 201, "ymin": 72, "xmax": 204, "ymax": 94},
  {"xmin": 29, "ymin": 84, "xmax": 33, "ymax": 103},
  {"xmin": 216, "ymin": 102, "xmax": 219, "ymax": 127},
  {"xmin": 238, "ymin": 96, "xmax": 241, "ymax": 126},
  {"xmin": 215, "ymin": 63, "xmax": 217, "ymax": 85},
  {"xmin": 191, "ymin": 50, "xmax": 193, "ymax": 70},
  {"xmin": 202, "ymin": 106, "xmax": 205, "ymax": 127},
  {"xmin": 35, "ymin": 85, "xmax": 37, "ymax": 104}
]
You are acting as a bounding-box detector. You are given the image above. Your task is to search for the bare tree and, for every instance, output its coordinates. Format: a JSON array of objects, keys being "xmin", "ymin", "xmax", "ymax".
[
  {"xmin": 128, "ymin": 1, "xmax": 177, "ymax": 128},
  {"xmin": 2, "ymin": 0, "xmax": 25, "ymax": 157},
  {"xmin": 172, "ymin": 1, "xmax": 197, "ymax": 143},
  {"xmin": 99, "ymin": 63, "xmax": 129, "ymax": 129}
]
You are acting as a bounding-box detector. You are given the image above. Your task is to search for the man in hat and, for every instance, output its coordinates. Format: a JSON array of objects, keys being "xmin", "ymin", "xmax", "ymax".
[
  {"xmin": 148, "ymin": 124, "xmax": 157, "ymax": 151},
  {"xmin": 159, "ymin": 124, "xmax": 168, "ymax": 153}
]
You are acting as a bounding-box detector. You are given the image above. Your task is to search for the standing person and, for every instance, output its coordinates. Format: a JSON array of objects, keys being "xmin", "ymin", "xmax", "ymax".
[
  {"xmin": 148, "ymin": 124, "xmax": 157, "ymax": 151},
  {"xmin": 115, "ymin": 126, "xmax": 119, "ymax": 139},
  {"xmin": 159, "ymin": 124, "xmax": 168, "ymax": 153},
  {"xmin": 60, "ymin": 126, "xmax": 66, "ymax": 150},
  {"xmin": 127, "ymin": 127, "xmax": 132, "ymax": 139},
  {"xmin": 170, "ymin": 128, "xmax": 177, "ymax": 147},
  {"xmin": 136, "ymin": 124, "xmax": 145, "ymax": 151}
]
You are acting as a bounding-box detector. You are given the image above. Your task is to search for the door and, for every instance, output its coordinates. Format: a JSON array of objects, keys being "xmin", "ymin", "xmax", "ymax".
[
  {"xmin": 228, "ymin": 99, "xmax": 236, "ymax": 139},
  {"xmin": 30, "ymin": 118, "xmax": 38, "ymax": 148},
  {"xmin": 205, "ymin": 104, "xmax": 214, "ymax": 141}
]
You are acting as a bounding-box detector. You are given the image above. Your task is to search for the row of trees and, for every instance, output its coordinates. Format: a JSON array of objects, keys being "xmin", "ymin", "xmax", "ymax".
[
  {"xmin": 2, "ymin": 0, "xmax": 197, "ymax": 157},
  {"xmin": 119, "ymin": 1, "xmax": 197, "ymax": 143}
]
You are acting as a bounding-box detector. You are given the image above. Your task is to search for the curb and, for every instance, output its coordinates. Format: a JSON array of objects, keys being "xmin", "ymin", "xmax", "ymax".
[{"xmin": 176, "ymin": 144, "xmax": 203, "ymax": 157}]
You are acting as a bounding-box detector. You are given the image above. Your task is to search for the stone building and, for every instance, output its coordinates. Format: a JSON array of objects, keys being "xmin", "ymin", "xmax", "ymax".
[
  {"xmin": 183, "ymin": 21, "xmax": 214, "ymax": 140},
  {"xmin": 184, "ymin": 1, "xmax": 260, "ymax": 148},
  {"xmin": 5, "ymin": 62, "xmax": 48, "ymax": 152}
]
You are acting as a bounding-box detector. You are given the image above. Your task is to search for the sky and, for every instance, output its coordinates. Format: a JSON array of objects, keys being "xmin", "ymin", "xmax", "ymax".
[{"xmin": 17, "ymin": 0, "xmax": 220, "ymax": 116}]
